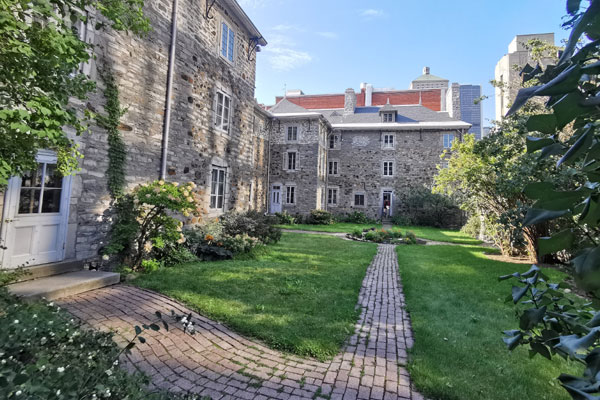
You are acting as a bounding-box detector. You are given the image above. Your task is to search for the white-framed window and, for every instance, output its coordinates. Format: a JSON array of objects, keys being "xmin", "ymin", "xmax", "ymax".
[
  {"xmin": 443, "ymin": 133, "xmax": 455, "ymax": 149},
  {"xmin": 286, "ymin": 151, "xmax": 297, "ymax": 171},
  {"xmin": 73, "ymin": 9, "xmax": 94, "ymax": 75},
  {"xmin": 210, "ymin": 166, "xmax": 227, "ymax": 209},
  {"xmin": 329, "ymin": 134, "xmax": 339, "ymax": 149},
  {"xmin": 383, "ymin": 161, "xmax": 394, "ymax": 177},
  {"xmin": 328, "ymin": 188, "xmax": 338, "ymax": 205},
  {"xmin": 214, "ymin": 90, "xmax": 232, "ymax": 133},
  {"xmin": 286, "ymin": 186, "xmax": 296, "ymax": 204},
  {"xmin": 328, "ymin": 160, "xmax": 338, "ymax": 175},
  {"xmin": 287, "ymin": 126, "xmax": 298, "ymax": 141},
  {"xmin": 383, "ymin": 113, "xmax": 394, "ymax": 123},
  {"xmin": 220, "ymin": 21, "xmax": 235, "ymax": 63},
  {"xmin": 383, "ymin": 134, "xmax": 395, "ymax": 149},
  {"xmin": 354, "ymin": 193, "xmax": 365, "ymax": 207}
]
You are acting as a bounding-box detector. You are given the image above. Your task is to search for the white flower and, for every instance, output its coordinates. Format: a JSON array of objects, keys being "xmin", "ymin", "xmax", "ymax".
[
  {"xmin": 102, "ymin": 255, "xmax": 110, "ymax": 261},
  {"xmin": 1, "ymin": 360, "xmax": 5, "ymax": 365},
  {"xmin": 173, "ymin": 182, "xmax": 179, "ymax": 187},
  {"xmin": 13, "ymin": 319, "xmax": 19, "ymax": 324},
  {"xmin": 15, "ymin": 390, "xmax": 22, "ymax": 396},
  {"xmin": 113, "ymin": 360, "xmax": 119, "ymax": 366},
  {"xmin": 105, "ymin": 369, "xmax": 112, "ymax": 376},
  {"xmin": 564, "ymin": 288, "xmax": 572, "ymax": 293},
  {"xmin": 41, "ymin": 337, "xmax": 47, "ymax": 345},
  {"xmin": 56, "ymin": 390, "xmax": 61, "ymax": 396},
  {"xmin": 48, "ymin": 302, "xmax": 54, "ymax": 307},
  {"xmin": 57, "ymin": 367, "xmax": 65, "ymax": 373},
  {"xmin": 181, "ymin": 317, "xmax": 188, "ymax": 324},
  {"xmin": 40, "ymin": 365, "xmax": 46, "ymax": 371},
  {"xmin": 32, "ymin": 314, "xmax": 37, "ymax": 319}
]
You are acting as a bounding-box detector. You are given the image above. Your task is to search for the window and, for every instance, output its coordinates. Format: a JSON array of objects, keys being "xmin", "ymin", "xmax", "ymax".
[
  {"xmin": 383, "ymin": 134, "xmax": 394, "ymax": 148},
  {"xmin": 214, "ymin": 91, "xmax": 231, "ymax": 133},
  {"xmin": 443, "ymin": 133, "xmax": 455, "ymax": 148},
  {"xmin": 383, "ymin": 113, "xmax": 394, "ymax": 122},
  {"xmin": 287, "ymin": 126, "xmax": 298, "ymax": 141},
  {"xmin": 383, "ymin": 161, "xmax": 394, "ymax": 176},
  {"xmin": 329, "ymin": 134, "xmax": 339, "ymax": 149},
  {"xmin": 328, "ymin": 188, "xmax": 338, "ymax": 205},
  {"xmin": 18, "ymin": 163, "xmax": 63, "ymax": 214},
  {"xmin": 354, "ymin": 193, "xmax": 365, "ymax": 206},
  {"xmin": 286, "ymin": 186, "xmax": 296, "ymax": 204},
  {"xmin": 286, "ymin": 151, "xmax": 297, "ymax": 170},
  {"xmin": 328, "ymin": 161, "xmax": 338, "ymax": 175},
  {"xmin": 210, "ymin": 167, "xmax": 226, "ymax": 209},
  {"xmin": 220, "ymin": 22, "xmax": 235, "ymax": 62}
]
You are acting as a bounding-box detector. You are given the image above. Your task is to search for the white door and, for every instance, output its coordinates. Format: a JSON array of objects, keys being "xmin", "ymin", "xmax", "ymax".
[
  {"xmin": 1, "ymin": 151, "xmax": 72, "ymax": 269},
  {"xmin": 270, "ymin": 185, "xmax": 282, "ymax": 214}
]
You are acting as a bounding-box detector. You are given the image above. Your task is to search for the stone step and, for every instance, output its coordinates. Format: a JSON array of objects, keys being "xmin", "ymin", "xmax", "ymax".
[
  {"xmin": 10, "ymin": 259, "xmax": 84, "ymax": 282},
  {"xmin": 7, "ymin": 270, "xmax": 120, "ymax": 301}
]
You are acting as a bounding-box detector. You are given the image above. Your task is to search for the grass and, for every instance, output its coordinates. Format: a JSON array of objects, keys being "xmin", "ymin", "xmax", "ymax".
[
  {"xmin": 277, "ymin": 222, "xmax": 481, "ymax": 244},
  {"xmin": 396, "ymin": 244, "xmax": 582, "ymax": 400},
  {"xmin": 132, "ymin": 232, "xmax": 377, "ymax": 360}
]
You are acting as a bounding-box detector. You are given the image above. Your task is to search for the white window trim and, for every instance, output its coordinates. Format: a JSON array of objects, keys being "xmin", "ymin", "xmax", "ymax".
[
  {"xmin": 328, "ymin": 160, "xmax": 339, "ymax": 176},
  {"xmin": 286, "ymin": 125, "xmax": 299, "ymax": 142},
  {"xmin": 329, "ymin": 134, "xmax": 339, "ymax": 150},
  {"xmin": 443, "ymin": 133, "xmax": 455, "ymax": 149},
  {"xmin": 327, "ymin": 187, "xmax": 339, "ymax": 206},
  {"xmin": 382, "ymin": 160, "xmax": 394, "ymax": 177},
  {"xmin": 382, "ymin": 133, "xmax": 395, "ymax": 149},
  {"xmin": 219, "ymin": 19, "xmax": 235, "ymax": 64},
  {"xmin": 209, "ymin": 165, "xmax": 228, "ymax": 211},
  {"xmin": 383, "ymin": 113, "xmax": 394, "ymax": 123},
  {"xmin": 284, "ymin": 150, "xmax": 298, "ymax": 171},
  {"xmin": 285, "ymin": 185, "xmax": 296, "ymax": 204},
  {"xmin": 353, "ymin": 192, "xmax": 366, "ymax": 208},
  {"xmin": 214, "ymin": 87, "xmax": 232, "ymax": 134}
]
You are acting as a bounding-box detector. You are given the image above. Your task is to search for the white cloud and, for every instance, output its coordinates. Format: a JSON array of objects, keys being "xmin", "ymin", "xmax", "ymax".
[
  {"xmin": 359, "ymin": 8, "xmax": 385, "ymax": 19},
  {"xmin": 317, "ymin": 31, "xmax": 338, "ymax": 39},
  {"xmin": 264, "ymin": 47, "xmax": 312, "ymax": 71}
]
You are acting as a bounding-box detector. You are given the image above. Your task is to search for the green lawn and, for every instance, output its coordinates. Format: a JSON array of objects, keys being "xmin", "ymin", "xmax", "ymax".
[
  {"xmin": 396, "ymin": 245, "xmax": 581, "ymax": 400},
  {"xmin": 277, "ymin": 223, "xmax": 481, "ymax": 244},
  {"xmin": 132, "ymin": 232, "xmax": 377, "ymax": 360}
]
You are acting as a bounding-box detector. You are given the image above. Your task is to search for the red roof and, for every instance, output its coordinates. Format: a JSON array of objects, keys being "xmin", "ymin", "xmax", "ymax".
[{"xmin": 275, "ymin": 88, "xmax": 442, "ymax": 112}]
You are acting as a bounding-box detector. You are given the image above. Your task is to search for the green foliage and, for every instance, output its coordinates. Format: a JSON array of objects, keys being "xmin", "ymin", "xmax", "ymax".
[
  {"xmin": 499, "ymin": 1, "xmax": 600, "ymax": 397},
  {"xmin": 306, "ymin": 209, "xmax": 334, "ymax": 225},
  {"xmin": 403, "ymin": 186, "xmax": 462, "ymax": 228},
  {"xmin": 0, "ymin": 287, "xmax": 203, "ymax": 400},
  {"xmin": 105, "ymin": 180, "xmax": 199, "ymax": 271},
  {"xmin": 392, "ymin": 214, "xmax": 415, "ymax": 226},
  {"xmin": 405, "ymin": 231, "xmax": 417, "ymax": 244},
  {"xmin": 337, "ymin": 211, "xmax": 376, "ymax": 224},
  {"xmin": 0, "ymin": 0, "xmax": 149, "ymax": 187},
  {"xmin": 274, "ymin": 211, "xmax": 296, "ymax": 225},
  {"xmin": 351, "ymin": 228, "xmax": 364, "ymax": 239},
  {"xmin": 361, "ymin": 228, "xmax": 405, "ymax": 244},
  {"xmin": 220, "ymin": 211, "xmax": 281, "ymax": 244},
  {"xmin": 97, "ymin": 69, "xmax": 127, "ymax": 198},
  {"xmin": 460, "ymin": 213, "xmax": 482, "ymax": 239}
]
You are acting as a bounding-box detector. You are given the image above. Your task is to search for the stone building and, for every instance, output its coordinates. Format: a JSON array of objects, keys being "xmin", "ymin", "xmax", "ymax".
[
  {"xmin": 0, "ymin": 0, "xmax": 270, "ymax": 269},
  {"xmin": 267, "ymin": 90, "xmax": 471, "ymax": 220}
]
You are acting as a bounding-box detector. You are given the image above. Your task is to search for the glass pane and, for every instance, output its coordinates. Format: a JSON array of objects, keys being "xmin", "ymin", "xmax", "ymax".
[
  {"xmin": 210, "ymin": 195, "xmax": 216, "ymax": 208},
  {"xmin": 44, "ymin": 164, "xmax": 62, "ymax": 188},
  {"xmin": 221, "ymin": 23, "xmax": 228, "ymax": 57},
  {"xmin": 218, "ymin": 170, "xmax": 225, "ymax": 185},
  {"xmin": 217, "ymin": 193, "xmax": 223, "ymax": 209},
  {"xmin": 18, "ymin": 188, "xmax": 41, "ymax": 214},
  {"xmin": 41, "ymin": 188, "xmax": 62, "ymax": 213},
  {"xmin": 21, "ymin": 165, "xmax": 43, "ymax": 188}
]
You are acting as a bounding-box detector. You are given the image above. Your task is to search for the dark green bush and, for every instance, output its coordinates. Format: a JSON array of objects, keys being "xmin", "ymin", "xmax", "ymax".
[
  {"xmin": 338, "ymin": 211, "xmax": 375, "ymax": 224},
  {"xmin": 351, "ymin": 228, "xmax": 363, "ymax": 239},
  {"xmin": 274, "ymin": 211, "xmax": 295, "ymax": 225},
  {"xmin": 306, "ymin": 210, "xmax": 334, "ymax": 225},
  {"xmin": 220, "ymin": 211, "xmax": 281, "ymax": 244},
  {"xmin": 405, "ymin": 231, "xmax": 417, "ymax": 244},
  {"xmin": 392, "ymin": 214, "xmax": 414, "ymax": 226}
]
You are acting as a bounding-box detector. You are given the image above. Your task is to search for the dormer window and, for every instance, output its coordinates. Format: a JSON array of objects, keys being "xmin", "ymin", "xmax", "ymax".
[{"xmin": 383, "ymin": 113, "xmax": 394, "ymax": 123}]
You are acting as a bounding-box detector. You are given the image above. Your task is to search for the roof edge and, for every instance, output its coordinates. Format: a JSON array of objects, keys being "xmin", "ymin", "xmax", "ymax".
[{"xmin": 222, "ymin": 0, "xmax": 267, "ymax": 46}]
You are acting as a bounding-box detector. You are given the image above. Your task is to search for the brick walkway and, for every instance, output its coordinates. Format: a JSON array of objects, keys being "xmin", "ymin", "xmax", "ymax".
[{"xmin": 59, "ymin": 244, "xmax": 422, "ymax": 400}]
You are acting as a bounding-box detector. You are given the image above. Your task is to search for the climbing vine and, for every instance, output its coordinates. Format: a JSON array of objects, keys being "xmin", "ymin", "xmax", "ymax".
[{"xmin": 97, "ymin": 70, "xmax": 127, "ymax": 198}]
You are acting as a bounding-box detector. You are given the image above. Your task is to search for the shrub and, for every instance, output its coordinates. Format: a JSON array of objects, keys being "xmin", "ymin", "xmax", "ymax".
[
  {"xmin": 0, "ymin": 288, "xmax": 197, "ymax": 400},
  {"xmin": 292, "ymin": 213, "xmax": 304, "ymax": 224},
  {"xmin": 461, "ymin": 214, "xmax": 481, "ymax": 239},
  {"xmin": 392, "ymin": 214, "xmax": 414, "ymax": 226},
  {"xmin": 183, "ymin": 229, "xmax": 233, "ymax": 261},
  {"xmin": 339, "ymin": 211, "xmax": 374, "ymax": 224},
  {"xmin": 220, "ymin": 211, "xmax": 281, "ymax": 244},
  {"xmin": 364, "ymin": 230, "xmax": 378, "ymax": 242},
  {"xmin": 405, "ymin": 231, "xmax": 417, "ymax": 244},
  {"xmin": 274, "ymin": 211, "xmax": 295, "ymax": 225},
  {"xmin": 105, "ymin": 180, "xmax": 199, "ymax": 271},
  {"xmin": 306, "ymin": 210, "xmax": 334, "ymax": 225},
  {"xmin": 351, "ymin": 228, "xmax": 364, "ymax": 239}
]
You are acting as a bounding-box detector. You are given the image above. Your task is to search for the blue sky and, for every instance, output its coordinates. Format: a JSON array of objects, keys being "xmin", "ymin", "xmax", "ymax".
[{"xmin": 239, "ymin": 0, "xmax": 570, "ymax": 126}]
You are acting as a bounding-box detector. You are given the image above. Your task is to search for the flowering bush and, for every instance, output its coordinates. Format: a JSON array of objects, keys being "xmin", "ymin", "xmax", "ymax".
[
  {"xmin": 220, "ymin": 211, "xmax": 281, "ymax": 244},
  {"xmin": 0, "ymin": 288, "xmax": 201, "ymax": 399},
  {"xmin": 105, "ymin": 180, "xmax": 200, "ymax": 271}
]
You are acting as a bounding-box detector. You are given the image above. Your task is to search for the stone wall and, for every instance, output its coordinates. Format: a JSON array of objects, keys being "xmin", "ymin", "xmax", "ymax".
[{"xmin": 67, "ymin": 0, "xmax": 269, "ymax": 261}]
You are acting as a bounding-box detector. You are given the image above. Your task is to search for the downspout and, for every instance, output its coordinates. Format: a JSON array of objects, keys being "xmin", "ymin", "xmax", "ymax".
[
  {"xmin": 160, "ymin": 0, "xmax": 178, "ymax": 180},
  {"xmin": 324, "ymin": 124, "xmax": 329, "ymax": 212},
  {"xmin": 265, "ymin": 118, "xmax": 272, "ymax": 213}
]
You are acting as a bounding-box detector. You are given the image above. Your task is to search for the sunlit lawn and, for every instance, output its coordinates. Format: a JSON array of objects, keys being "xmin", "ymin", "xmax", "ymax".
[
  {"xmin": 132, "ymin": 232, "xmax": 377, "ymax": 360},
  {"xmin": 277, "ymin": 223, "xmax": 481, "ymax": 244},
  {"xmin": 397, "ymin": 244, "xmax": 581, "ymax": 400}
]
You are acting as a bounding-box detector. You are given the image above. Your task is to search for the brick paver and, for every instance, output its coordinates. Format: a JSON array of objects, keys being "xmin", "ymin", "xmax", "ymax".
[{"xmin": 59, "ymin": 244, "xmax": 422, "ymax": 399}]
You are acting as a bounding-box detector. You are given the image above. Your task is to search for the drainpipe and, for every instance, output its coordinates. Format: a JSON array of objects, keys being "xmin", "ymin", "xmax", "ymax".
[
  {"xmin": 265, "ymin": 118, "xmax": 272, "ymax": 213},
  {"xmin": 324, "ymin": 124, "xmax": 330, "ymax": 212},
  {"xmin": 160, "ymin": 0, "xmax": 178, "ymax": 180}
]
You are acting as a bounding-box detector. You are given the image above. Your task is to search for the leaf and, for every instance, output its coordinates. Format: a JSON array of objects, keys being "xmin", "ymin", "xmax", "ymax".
[
  {"xmin": 552, "ymin": 92, "xmax": 589, "ymax": 130},
  {"xmin": 530, "ymin": 341, "xmax": 552, "ymax": 360},
  {"xmin": 526, "ymin": 114, "xmax": 557, "ymax": 134},
  {"xmin": 573, "ymin": 247, "xmax": 600, "ymax": 291},
  {"xmin": 537, "ymin": 64, "xmax": 583, "ymax": 96},
  {"xmin": 559, "ymin": 1, "xmax": 600, "ymax": 64},
  {"xmin": 503, "ymin": 331, "xmax": 524, "ymax": 350},
  {"xmin": 155, "ymin": 311, "xmax": 162, "ymax": 319},
  {"xmin": 520, "ymin": 306, "xmax": 547, "ymax": 330},
  {"xmin": 13, "ymin": 373, "xmax": 29, "ymax": 385},
  {"xmin": 138, "ymin": 336, "xmax": 146, "ymax": 344},
  {"xmin": 580, "ymin": 195, "xmax": 600, "ymax": 225},
  {"xmin": 557, "ymin": 125, "xmax": 593, "ymax": 166},
  {"xmin": 523, "ymin": 208, "xmax": 569, "ymax": 226},
  {"xmin": 506, "ymin": 85, "xmax": 542, "ymax": 117},
  {"xmin": 555, "ymin": 329, "xmax": 600, "ymax": 357},
  {"xmin": 498, "ymin": 272, "xmax": 521, "ymax": 281},
  {"xmin": 134, "ymin": 325, "xmax": 142, "ymax": 335},
  {"xmin": 526, "ymin": 136, "xmax": 555, "ymax": 153},
  {"xmin": 125, "ymin": 342, "xmax": 136, "ymax": 350},
  {"xmin": 523, "ymin": 182, "xmax": 555, "ymax": 199},
  {"xmin": 567, "ymin": 0, "xmax": 582, "ymax": 15},
  {"xmin": 512, "ymin": 285, "xmax": 530, "ymax": 304},
  {"xmin": 149, "ymin": 323, "xmax": 160, "ymax": 331},
  {"xmin": 521, "ymin": 265, "xmax": 541, "ymax": 278},
  {"xmin": 538, "ymin": 230, "xmax": 575, "ymax": 256},
  {"xmin": 539, "ymin": 143, "xmax": 565, "ymax": 159}
]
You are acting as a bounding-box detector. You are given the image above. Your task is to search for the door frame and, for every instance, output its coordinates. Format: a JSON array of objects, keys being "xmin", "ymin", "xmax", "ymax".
[
  {"xmin": 0, "ymin": 150, "xmax": 73, "ymax": 269},
  {"xmin": 270, "ymin": 184, "xmax": 282, "ymax": 214},
  {"xmin": 381, "ymin": 189, "xmax": 394, "ymax": 218}
]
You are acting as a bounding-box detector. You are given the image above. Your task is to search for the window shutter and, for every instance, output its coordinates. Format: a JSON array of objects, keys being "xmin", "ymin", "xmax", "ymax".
[
  {"xmin": 221, "ymin": 23, "xmax": 228, "ymax": 58},
  {"xmin": 228, "ymin": 29, "xmax": 235, "ymax": 61}
]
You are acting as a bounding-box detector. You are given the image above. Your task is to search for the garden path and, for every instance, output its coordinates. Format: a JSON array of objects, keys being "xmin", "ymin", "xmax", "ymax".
[{"xmin": 59, "ymin": 244, "xmax": 423, "ymax": 400}]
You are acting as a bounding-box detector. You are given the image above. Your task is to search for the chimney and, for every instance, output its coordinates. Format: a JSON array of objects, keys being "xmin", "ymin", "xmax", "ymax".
[
  {"xmin": 423, "ymin": 66, "xmax": 430, "ymax": 75},
  {"xmin": 365, "ymin": 84, "xmax": 373, "ymax": 107},
  {"xmin": 344, "ymin": 88, "xmax": 356, "ymax": 114}
]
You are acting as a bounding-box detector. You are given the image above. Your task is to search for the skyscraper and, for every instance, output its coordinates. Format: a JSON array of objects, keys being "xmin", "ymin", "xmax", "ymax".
[{"xmin": 459, "ymin": 85, "xmax": 483, "ymax": 140}]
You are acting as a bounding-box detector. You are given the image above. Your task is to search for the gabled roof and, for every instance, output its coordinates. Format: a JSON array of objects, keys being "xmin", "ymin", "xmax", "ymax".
[
  {"xmin": 412, "ymin": 73, "xmax": 448, "ymax": 82},
  {"xmin": 269, "ymin": 98, "xmax": 311, "ymax": 114}
]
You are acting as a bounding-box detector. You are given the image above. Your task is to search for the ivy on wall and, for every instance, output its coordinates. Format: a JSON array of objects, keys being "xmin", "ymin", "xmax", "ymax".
[{"xmin": 97, "ymin": 70, "xmax": 127, "ymax": 199}]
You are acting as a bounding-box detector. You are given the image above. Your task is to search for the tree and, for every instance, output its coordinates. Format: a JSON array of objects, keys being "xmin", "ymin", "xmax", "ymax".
[
  {"xmin": 499, "ymin": 0, "xmax": 600, "ymax": 397},
  {"xmin": 0, "ymin": 0, "xmax": 150, "ymax": 186}
]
